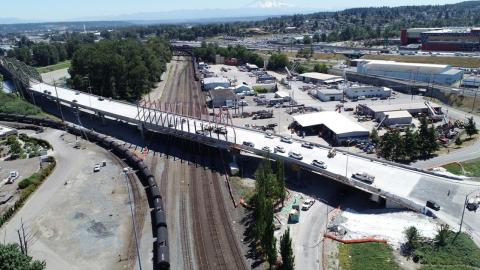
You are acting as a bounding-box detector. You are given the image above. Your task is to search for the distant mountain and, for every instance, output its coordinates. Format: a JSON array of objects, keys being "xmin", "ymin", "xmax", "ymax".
[
  {"xmin": 246, "ymin": 0, "xmax": 292, "ymax": 9},
  {"xmin": 0, "ymin": 17, "xmax": 40, "ymax": 24}
]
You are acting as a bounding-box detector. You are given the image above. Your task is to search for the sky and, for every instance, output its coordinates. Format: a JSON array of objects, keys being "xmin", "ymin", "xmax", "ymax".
[{"xmin": 1, "ymin": 0, "xmax": 465, "ymax": 21}]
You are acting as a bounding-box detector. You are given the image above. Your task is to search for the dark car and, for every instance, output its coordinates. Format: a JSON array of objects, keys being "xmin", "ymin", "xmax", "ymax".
[
  {"xmin": 426, "ymin": 200, "xmax": 441, "ymax": 211},
  {"xmin": 301, "ymin": 142, "xmax": 314, "ymax": 149},
  {"xmin": 243, "ymin": 141, "xmax": 255, "ymax": 148}
]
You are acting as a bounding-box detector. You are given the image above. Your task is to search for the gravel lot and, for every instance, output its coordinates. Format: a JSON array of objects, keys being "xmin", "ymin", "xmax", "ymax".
[{"xmin": 0, "ymin": 128, "xmax": 137, "ymax": 270}]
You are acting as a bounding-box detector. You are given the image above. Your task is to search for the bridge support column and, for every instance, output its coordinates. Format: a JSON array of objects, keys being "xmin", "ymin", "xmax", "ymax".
[
  {"xmin": 98, "ymin": 112, "xmax": 106, "ymax": 126},
  {"xmin": 137, "ymin": 122, "xmax": 145, "ymax": 139}
]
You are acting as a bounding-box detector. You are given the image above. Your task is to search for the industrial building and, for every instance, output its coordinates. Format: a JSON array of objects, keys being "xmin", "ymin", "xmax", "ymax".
[
  {"xmin": 462, "ymin": 76, "xmax": 480, "ymax": 88},
  {"xmin": 291, "ymin": 111, "xmax": 369, "ymax": 145},
  {"xmin": 202, "ymin": 77, "xmax": 231, "ymax": 91},
  {"xmin": 343, "ymin": 85, "xmax": 392, "ymax": 99},
  {"xmin": 401, "ymin": 27, "xmax": 480, "ymax": 51},
  {"xmin": 233, "ymin": 84, "xmax": 253, "ymax": 94},
  {"xmin": 299, "ymin": 73, "xmax": 344, "ymax": 85},
  {"xmin": 316, "ymin": 89, "xmax": 344, "ymax": 102},
  {"xmin": 356, "ymin": 60, "xmax": 464, "ymax": 85},
  {"xmin": 377, "ymin": 111, "xmax": 413, "ymax": 127},
  {"xmin": 358, "ymin": 102, "xmax": 442, "ymax": 120},
  {"xmin": 209, "ymin": 89, "xmax": 238, "ymax": 108}
]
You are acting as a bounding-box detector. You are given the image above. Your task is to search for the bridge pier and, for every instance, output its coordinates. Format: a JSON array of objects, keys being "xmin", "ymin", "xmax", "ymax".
[
  {"xmin": 97, "ymin": 112, "xmax": 106, "ymax": 126},
  {"xmin": 137, "ymin": 122, "xmax": 145, "ymax": 139}
]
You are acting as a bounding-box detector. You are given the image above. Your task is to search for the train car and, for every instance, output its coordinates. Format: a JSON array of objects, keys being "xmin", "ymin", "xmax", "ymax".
[
  {"xmin": 147, "ymin": 176, "xmax": 157, "ymax": 190},
  {"xmin": 140, "ymin": 167, "xmax": 153, "ymax": 180},
  {"xmin": 152, "ymin": 197, "xmax": 164, "ymax": 211},
  {"xmin": 151, "ymin": 208, "xmax": 167, "ymax": 237},
  {"xmin": 147, "ymin": 186, "xmax": 162, "ymax": 206},
  {"xmin": 154, "ymin": 240, "xmax": 170, "ymax": 270}
]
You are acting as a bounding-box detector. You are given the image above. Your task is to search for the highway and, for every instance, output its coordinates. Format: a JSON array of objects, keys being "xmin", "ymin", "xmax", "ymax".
[{"xmin": 28, "ymin": 81, "xmax": 480, "ymax": 245}]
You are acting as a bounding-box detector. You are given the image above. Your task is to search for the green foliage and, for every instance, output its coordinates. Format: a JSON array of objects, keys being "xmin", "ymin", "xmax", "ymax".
[
  {"xmin": 194, "ymin": 43, "xmax": 264, "ymax": 67},
  {"xmin": 435, "ymin": 224, "xmax": 450, "ymax": 247},
  {"xmin": 443, "ymin": 159, "xmax": 480, "ymax": 177},
  {"xmin": 465, "ymin": 117, "xmax": 478, "ymax": 138},
  {"xmin": 339, "ymin": 242, "xmax": 401, "ymax": 270},
  {"xmin": 404, "ymin": 226, "xmax": 420, "ymax": 253},
  {"xmin": 0, "ymin": 243, "xmax": 46, "ymax": 270},
  {"xmin": 280, "ymin": 228, "xmax": 295, "ymax": 270},
  {"xmin": 69, "ymin": 37, "xmax": 171, "ymax": 101},
  {"xmin": 0, "ymin": 91, "xmax": 43, "ymax": 116},
  {"xmin": 303, "ymin": 35, "xmax": 312, "ymax": 44},
  {"xmin": 313, "ymin": 63, "xmax": 328, "ymax": 73},
  {"xmin": 267, "ymin": 53, "xmax": 289, "ymax": 71},
  {"xmin": 455, "ymin": 136, "xmax": 463, "ymax": 146},
  {"xmin": 296, "ymin": 48, "xmax": 313, "ymax": 59},
  {"xmin": 5, "ymin": 135, "xmax": 24, "ymax": 158},
  {"xmin": 370, "ymin": 128, "xmax": 380, "ymax": 145},
  {"xmin": 36, "ymin": 60, "xmax": 71, "ymax": 74},
  {"xmin": 414, "ymin": 231, "xmax": 480, "ymax": 268}
]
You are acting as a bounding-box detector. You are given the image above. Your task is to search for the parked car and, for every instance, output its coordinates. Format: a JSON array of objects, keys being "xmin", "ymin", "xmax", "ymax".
[
  {"xmin": 93, "ymin": 164, "xmax": 101, "ymax": 173},
  {"xmin": 281, "ymin": 136, "xmax": 293, "ymax": 144},
  {"xmin": 262, "ymin": 146, "xmax": 271, "ymax": 152},
  {"xmin": 288, "ymin": 151, "xmax": 303, "ymax": 160},
  {"xmin": 466, "ymin": 197, "xmax": 479, "ymax": 212},
  {"xmin": 301, "ymin": 142, "xmax": 313, "ymax": 149},
  {"xmin": 312, "ymin": 160, "xmax": 327, "ymax": 169},
  {"xmin": 243, "ymin": 141, "xmax": 255, "ymax": 148},
  {"xmin": 426, "ymin": 200, "xmax": 441, "ymax": 211},
  {"xmin": 351, "ymin": 172, "xmax": 375, "ymax": 184},
  {"xmin": 265, "ymin": 132, "xmax": 274, "ymax": 139},
  {"xmin": 6, "ymin": 171, "xmax": 19, "ymax": 184},
  {"xmin": 274, "ymin": 145, "xmax": 286, "ymax": 153},
  {"xmin": 301, "ymin": 199, "xmax": 315, "ymax": 211}
]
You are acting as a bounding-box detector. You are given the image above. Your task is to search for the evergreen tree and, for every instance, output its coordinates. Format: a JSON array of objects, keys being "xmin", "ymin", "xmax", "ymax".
[
  {"xmin": 465, "ymin": 117, "xmax": 478, "ymax": 138},
  {"xmin": 391, "ymin": 130, "xmax": 406, "ymax": 161},
  {"xmin": 404, "ymin": 127, "xmax": 419, "ymax": 160},
  {"xmin": 370, "ymin": 128, "xmax": 380, "ymax": 145},
  {"xmin": 0, "ymin": 243, "xmax": 45, "ymax": 270},
  {"xmin": 313, "ymin": 63, "xmax": 328, "ymax": 73},
  {"xmin": 263, "ymin": 202, "xmax": 277, "ymax": 269},
  {"xmin": 276, "ymin": 160, "xmax": 286, "ymax": 206},
  {"xmin": 418, "ymin": 117, "xmax": 431, "ymax": 158},
  {"xmin": 280, "ymin": 228, "xmax": 295, "ymax": 270}
]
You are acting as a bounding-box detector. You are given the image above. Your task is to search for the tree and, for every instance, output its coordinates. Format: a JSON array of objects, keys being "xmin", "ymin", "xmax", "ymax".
[
  {"xmin": 0, "ymin": 243, "xmax": 46, "ymax": 270},
  {"xmin": 303, "ymin": 35, "xmax": 312, "ymax": 45},
  {"xmin": 404, "ymin": 226, "xmax": 420, "ymax": 252},
  {"xmin": 276, "ymin": 160, "xmax": 286, "ymax": 206},
  {"xmin": 465, "ymin": 117, "xmax": 478, "ymax": 138},
  {"xmin": 404, "ymin": 127, "xmax": 419, "ymax": 160},
  {"xmin": 280, "ymin": 228, "xmax": 295, "ymax": 270},
  {"xmin": 267, "ymin": 53, "xmax": 289, "ymax": 71},
  {"xmin": 370, "ymin": 128, "xmax": 380, "ymax": 145},
  {"xmin": 435, "ymin": 224, "xmax": 450, "ymax": 247},
  {"xmin": 455, "ymin": 136, "xmax": 463, "ymax": 146},
  {"xmin": 313, "ymin": 63, "xmax": 328, "ymax": 73},
  {"xmin": 263, "ymin": 204, "xmax": 277, "ymax": 269},
  {"xmin": 418, "ymin": 117, "xmax": 439, "ymax": 158}
]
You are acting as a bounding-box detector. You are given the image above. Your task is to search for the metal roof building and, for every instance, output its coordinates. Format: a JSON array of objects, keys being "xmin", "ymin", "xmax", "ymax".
[
  {"xmin": 357, "ymin": 60, "xmax": 464, "ymax": 85},
  {"xmin": 202, "ymin": 77, "xmax": 231, "ymax": 91},
  {"xmin": 378, "ymin": 110, "xmax": 413, "ymax": 126},
  {"xmin": 292, "ymin": 111, "xmax": 369, "ymax": 144},
  {"xmin": 299, "ymin": 72, "xmax": 344, "ymax": 85}
]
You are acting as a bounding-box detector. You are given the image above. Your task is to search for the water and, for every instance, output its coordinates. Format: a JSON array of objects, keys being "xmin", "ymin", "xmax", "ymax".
[{"xmin": 1, "ymin": 80, "xmax": 15, "ymax": 93}]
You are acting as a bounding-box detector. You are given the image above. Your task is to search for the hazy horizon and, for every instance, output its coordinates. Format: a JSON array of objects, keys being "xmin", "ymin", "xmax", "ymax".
[{"xmin": 0, "ymin": 0, "xmax": 466, "ymax": 23}]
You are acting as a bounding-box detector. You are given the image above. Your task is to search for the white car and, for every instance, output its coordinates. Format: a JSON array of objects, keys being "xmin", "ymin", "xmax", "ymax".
[
  {"xmin": 301, "ymin": 142, "xmax": 313, "ymax": 149},
  {"xmin": 6, "ymin": 171, "xmax": 19, "ymax": 184},
  {"xmin": 288, "ymin": 151, "xmax": 303, "ymax": 160},
  {"xmin": 312, "ymin": 160, "xmax": 327, "ymax": 169},
  {"xmin": 265, "ymin": 132, "xmax": 274, "ymax": 139},
  {"xmin": 93, "ymin": 164, "xmax": 101, "ymax": 173},
  {"xmin": 281, "ymin": 136, "xmax": 293, "ymax": 144},
  {"xmin": 302, "ymin": 199, "xmax": 315, "ymax": 211},
  {"xmin": 274, "ymin": 145, "xmax": 286, "ymax": 153},
  {"xmin": 352, "ymin": 172, "xmax": 375, "ymax": 184}
]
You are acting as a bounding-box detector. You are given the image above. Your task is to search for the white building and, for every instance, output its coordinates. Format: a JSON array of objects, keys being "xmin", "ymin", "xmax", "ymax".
[
  {"xmin": 202, "ymin": 77, "xmax": 231, "ymax": 91},
  {"xmin": 344, "ymin": 85, "xmax": 392, "ymax": 99},
  {"xmin": 356, "ymin": 60, "xmax": 464, "ymax": 85},
  {"xmin": 0, "ymin": 125, "xmax": 17, "ymax": 139},
  {"xmin": 233, "ymin": 84, "xmax": 253, "ymax": 94},
  {"xmin": 377, "ymin": 111, "xmax": 413, "ymax": 126},
  {"xmin": 292, "ymin": 111, "xmax": 369, "ymax": 144},
  {"xmin": 317, "ymin": 89, "xmax": 343, "ymax": 102},
  {"xmin": 299, "ymin": 72, "xmax": 344, "ymax": 85},
  {"xmin": 360, "ymin": 102, "xmax": 442, "ymax": 119}
]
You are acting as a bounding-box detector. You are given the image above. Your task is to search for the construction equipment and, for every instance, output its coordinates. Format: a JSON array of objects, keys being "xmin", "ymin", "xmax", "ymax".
[
  {"xmin": 424, "ymin": 101, "xmax": 445, "ymax": 122},
  {"xmin": 328, "ymin": 148, "xmax": 337, "ymax": 158}
]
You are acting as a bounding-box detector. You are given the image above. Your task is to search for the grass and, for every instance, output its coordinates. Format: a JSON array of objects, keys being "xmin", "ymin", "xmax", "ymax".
[
  {"xmin": 0, "ymin": 91, "xmax": 46, "ymax": 116},
  {"xmin": 338, "ymin": 242, "xmax": 401, "ymax": 270},
  {"xmin": 229, "ymin": 176, "xmax": 255, "ymax": 202},
  {"xmin": 443, "ymin": 158, "xmax": 480, "ymax": 177},
  {"xmin": 36, "ymin": 60, "xmax": 71, "ymax": 73},
  {"xmin": 415, "ymin": 232, "xmax": 480, "ymax": 269},
  {"xmin": 361, "ymin": 54, "xmax": 480, "ymax": 68}
]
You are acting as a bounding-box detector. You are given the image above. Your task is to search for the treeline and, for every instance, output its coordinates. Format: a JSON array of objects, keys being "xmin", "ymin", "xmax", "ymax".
[
  {"xmin": 372, "ymin": 117, "xmax": 439, "ymax": 162},
  {"xmin": 250, "ymin": 159, "xmax": 294, "ymax": 269},
  {"xmin": 68, "ymin": 37, "xmax": 171, "ymax": 101},
  {"xmin": 6, "ymin": 33, "xmax": 95, "ymax": 67},
  {"xmin": 194, "ymin": 42, "xmax": 264, "ymax": 67}
]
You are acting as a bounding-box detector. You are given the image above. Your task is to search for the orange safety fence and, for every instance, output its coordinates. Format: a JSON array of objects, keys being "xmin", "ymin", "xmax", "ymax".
[{"xmin": 324, "ymin": 233, "xmax": 388, "ymax": 244}]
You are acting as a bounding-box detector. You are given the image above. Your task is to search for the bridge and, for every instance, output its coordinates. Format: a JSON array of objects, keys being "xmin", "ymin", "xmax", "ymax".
[{"xmin": 23, "ymin": 81, "xmax": 480, "ymax": 241}]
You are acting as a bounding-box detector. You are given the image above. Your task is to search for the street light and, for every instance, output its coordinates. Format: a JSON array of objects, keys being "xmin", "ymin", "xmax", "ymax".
[
  {"xmin": 122, "ymin": 167, "xmax": 143, "ymax": 270},
  {"xmin": 459, "ymin": 188, "xmax": 480, "ymax": 234}
]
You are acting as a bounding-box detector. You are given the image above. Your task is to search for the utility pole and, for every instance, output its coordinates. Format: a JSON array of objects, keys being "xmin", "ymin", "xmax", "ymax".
[{"xmin": 53, "ymin": 80, "xmax": 65, "ymax": 122}]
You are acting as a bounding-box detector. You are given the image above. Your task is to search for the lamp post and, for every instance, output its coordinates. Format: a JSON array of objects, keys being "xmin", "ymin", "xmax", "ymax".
[
  {"xmin": 122, "ymin": 167, "xmax": 143, "ymax": 270},
  {"xmin": 459, "ymin": 188, "xmax": 480, "ymax": 234}
]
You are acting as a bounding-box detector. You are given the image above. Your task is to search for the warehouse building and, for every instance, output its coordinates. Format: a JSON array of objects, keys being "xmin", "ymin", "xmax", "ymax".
[
  {"xmin": 377, "ymin": 111, "xmax": 413, "ymax": 127},
  {"xmin": 359, "ymin": 102, "xmax": 442, "ymax": 120},
  {"xmin": 202, "ymin": 77, "xmax": 231, "ymax": 91},
  {"xmin": 357, "ymin": 60, "xmax": 464, "ymax": 85},
  {"xmin": 299, "ymin": 72, "xmax": 344, "ymax": 85},
  {"xmin": 317, "ymin": 89, "xmax": 344, "ymax": 102},
  {"xmin": 401, "ymin": 27, "xmax": 480, "ymax": 51},
  {"xmin": 209, "ymin": 89, "xmax": 238, "ymax": 108},
  {"xmin": 291, "ymin": 111, "xmax": 369, "ymax": 145},
  {"xmin": 344, "ymin": 85, "xmax": 392, "ymax": 99}
]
